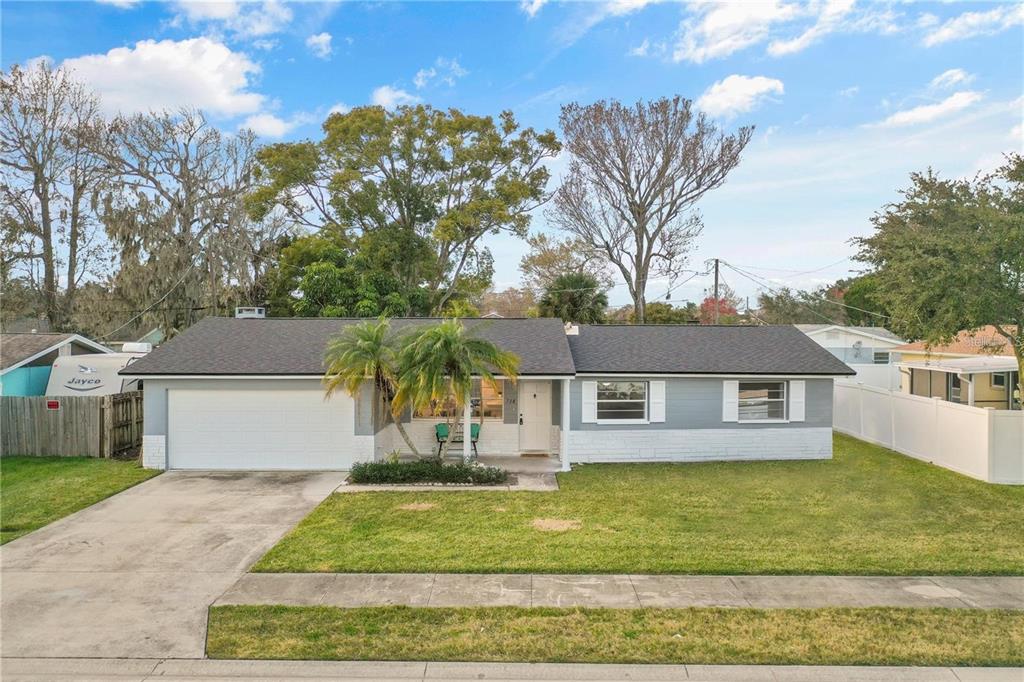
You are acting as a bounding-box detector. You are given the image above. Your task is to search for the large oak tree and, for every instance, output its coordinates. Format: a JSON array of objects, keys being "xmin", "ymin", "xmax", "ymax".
[
  {"xmin": 249, "ymin": 105, "xmax": 559, "ymax": 314},
  {"xmin": 855, "ymin": 154, "xmax": 1024, "ymax": 399}
]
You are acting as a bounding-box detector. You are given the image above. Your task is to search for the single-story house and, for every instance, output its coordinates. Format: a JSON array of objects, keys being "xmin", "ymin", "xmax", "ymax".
[
  {"xmin": 795, "ymin": 324, "xmax": 905, "ymax": 365},
  {"xmin": 122, "ymin": 316, "xmax": 855, "ymax": 471},
  {"xmin": 1, "ymin": 333, "xmax": 112, "ymax": 396},
  {"xmin": 892, "ymin": 326, "xmax": 1020, "ymax": 410}
]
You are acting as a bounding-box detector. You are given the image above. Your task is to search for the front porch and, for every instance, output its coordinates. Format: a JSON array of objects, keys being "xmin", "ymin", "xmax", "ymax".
[{"xmin": 373, "ymin": 377, "xmax": 571, "ymax": 469}]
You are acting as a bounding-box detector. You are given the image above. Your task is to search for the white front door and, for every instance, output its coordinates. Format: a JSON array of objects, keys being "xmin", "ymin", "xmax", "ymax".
[{"xmin": 518, "ymin": 380, "xmax": 551, "ymax": 453}]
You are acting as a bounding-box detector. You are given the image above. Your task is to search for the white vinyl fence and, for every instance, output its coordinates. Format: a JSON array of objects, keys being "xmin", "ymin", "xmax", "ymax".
[
  {"xmin": 834, "ymin": 380, "xmax": 1024, "ymax": 484},
  {"xmin": 848, "ymin": 363, "xmax": 902, "ymax": 390}
]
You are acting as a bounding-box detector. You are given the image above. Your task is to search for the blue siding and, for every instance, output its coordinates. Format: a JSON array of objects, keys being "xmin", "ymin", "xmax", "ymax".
[{"xmin": 0, "ymin": 366, "xmax": 52, "ymax": 396}]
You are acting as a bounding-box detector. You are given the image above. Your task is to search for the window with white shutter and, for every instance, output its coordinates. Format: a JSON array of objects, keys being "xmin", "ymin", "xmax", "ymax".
[
  {"xmin": 649, "ymin": 381, "xmax": 666, "ymax": 422},
  {"xmin": 722, "ymin": 380, "xmax": 739, "ymax": 422},
  {"xmin": 582, "ymin": 381, "xmax": 598, "ymax": 423},
  {"xmin": 789, "ymin": 380, "xmax": 805, "ymax": 422}
]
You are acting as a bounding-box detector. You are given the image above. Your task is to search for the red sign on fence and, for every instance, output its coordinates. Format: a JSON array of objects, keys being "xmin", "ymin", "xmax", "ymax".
[{"xmin": 46, "ymin": 399, "xmax": 60, "ymax": 410}]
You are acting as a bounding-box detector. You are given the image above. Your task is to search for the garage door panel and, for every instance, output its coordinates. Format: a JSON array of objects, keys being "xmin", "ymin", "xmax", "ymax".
[{"xmin": 168, "ymin": 389, "xmax": 356, "ymax": 470}]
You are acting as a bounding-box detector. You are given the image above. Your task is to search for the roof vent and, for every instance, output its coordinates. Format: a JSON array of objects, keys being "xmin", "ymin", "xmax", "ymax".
[
  {"xmin": 564, "ymin": 323, "xmax": 579, "ymax": 336},
  {"xmin": 235, "ymin": 306, "xmax": 266, "ymax": 319}
]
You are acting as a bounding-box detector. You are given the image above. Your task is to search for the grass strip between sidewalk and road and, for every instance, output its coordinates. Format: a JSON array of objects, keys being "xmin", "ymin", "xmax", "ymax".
[
  {"xmin": 207, "ymin": 605, "xmax": 1024, "ymax": 666},
  {"xmin": 0, "ymin": 456, "xmax": 159, "ymax": 544}
]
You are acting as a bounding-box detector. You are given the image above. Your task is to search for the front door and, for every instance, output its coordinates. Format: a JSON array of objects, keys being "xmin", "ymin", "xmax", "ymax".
[{"xmin": 518, "ymin": 380, "xmax": 551, "ymax": 453}]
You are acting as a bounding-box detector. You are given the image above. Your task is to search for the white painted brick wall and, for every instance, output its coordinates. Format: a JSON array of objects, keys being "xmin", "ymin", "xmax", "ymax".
[
  {"xmin": 142, "ymin": 435, "xmax": 166, "ymax": 470},
  {"xmin": 376, "ymin": 420, "xmax": 522, "ymax": 458},
  {"xmin": 567, "ymin": 427, "xmax": 833, "ymax": 463}
]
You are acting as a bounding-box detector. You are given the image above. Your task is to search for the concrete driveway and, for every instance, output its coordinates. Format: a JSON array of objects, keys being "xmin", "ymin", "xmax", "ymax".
[{"xmin": 0, "ymin": 470, "xmax": 344, "ymax": 659}]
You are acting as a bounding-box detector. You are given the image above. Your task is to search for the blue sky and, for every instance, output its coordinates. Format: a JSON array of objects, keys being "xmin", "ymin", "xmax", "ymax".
[{"xmin": 4, "ymin": 0, "xmax": 1022, "ymax": 307}]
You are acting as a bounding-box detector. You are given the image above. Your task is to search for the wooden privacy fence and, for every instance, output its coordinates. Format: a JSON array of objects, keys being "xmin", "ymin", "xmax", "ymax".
[{"xmin": 1, "ymin": 391, "xmax": 143, "ymax": 458}]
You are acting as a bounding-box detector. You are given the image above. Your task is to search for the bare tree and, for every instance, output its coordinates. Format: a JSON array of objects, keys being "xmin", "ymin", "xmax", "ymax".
[
  {"xmin": 93, "ymin": 109, "xmax": 274, "ymax": 338},
  {"xmin": 0, "ymin": 63, "xmax": 109, "ymax": 330},
  {"xmin": 548, "ymin": 97, "xmax": 752, "ymax": 322}
]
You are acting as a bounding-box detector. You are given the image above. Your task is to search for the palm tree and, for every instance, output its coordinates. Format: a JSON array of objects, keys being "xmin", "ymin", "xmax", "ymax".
[
  {"xmin": 393, "ymin": 319, "xmax": 519, "ymax": 462},
  {"xmin": 539, "ymin": 272, "xmax": 608, "ymax": 324},
  {"xmin": 323, "ymin": 318, "xmax": 420, "ymax": 457}
]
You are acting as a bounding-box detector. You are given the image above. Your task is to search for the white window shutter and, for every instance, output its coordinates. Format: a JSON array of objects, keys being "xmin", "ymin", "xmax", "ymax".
[
  {"xmin": 789, "ymin": 380, "xmax": 805, "ymax": 422},
  {"xmin": 722, "ymin": 380, "xmax": 739, "ymax": 422},
  {"xmin": 582, "ymin": 381, "xmax": 597, "ymax": 423},
  {"xmin": 649, "ymin": 381, "xmax": 666, "ymax": 422}
]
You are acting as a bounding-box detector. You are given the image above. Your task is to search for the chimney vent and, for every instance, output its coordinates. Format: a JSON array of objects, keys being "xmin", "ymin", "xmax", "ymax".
[{"xmin": 235, "ymin": 306, "xmax": 266, "ymax": 319}]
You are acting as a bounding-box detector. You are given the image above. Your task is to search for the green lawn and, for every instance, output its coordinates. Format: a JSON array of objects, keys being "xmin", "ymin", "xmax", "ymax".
[
  {"xmin": 0, "ymin": 456, "xmax": 159, "ymax": 544},
  {"xmin": 207, "ymin": 605, "xmax": 1024, "ymax": 666},
  {"xmin": 255, "ymin": 433, "xmax": 1024, "ymax": 575}
]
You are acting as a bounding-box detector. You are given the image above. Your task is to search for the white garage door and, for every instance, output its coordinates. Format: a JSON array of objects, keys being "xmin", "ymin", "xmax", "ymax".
[{"xmin": 168, "ymin": 388, "xmax": 361, "ymax": 470}]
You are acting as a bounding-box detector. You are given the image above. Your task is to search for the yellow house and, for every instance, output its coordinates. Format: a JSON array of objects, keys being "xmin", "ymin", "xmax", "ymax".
[{"xmin": 892, "ymin": 326, "xmax": 1020, "ymax": 410}]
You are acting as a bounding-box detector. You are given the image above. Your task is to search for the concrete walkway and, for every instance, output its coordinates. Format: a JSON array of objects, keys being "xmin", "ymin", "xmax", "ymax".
[
  {"xmin": 216, "ymin": 573, "xmax": 1024, "ymax": 609},
  {"xmin": 3, "ymin": 658, "xmax": 1021, "ymax": 681},
  {"xmin": 0, "ymin": 471, "xmax": 347, "ymax": 659}
]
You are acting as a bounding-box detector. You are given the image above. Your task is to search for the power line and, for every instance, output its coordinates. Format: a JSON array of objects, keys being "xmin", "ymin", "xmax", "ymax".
[
  {"xmin": 722, "ymin": 262, "xmax": 843, "ymax": 326},
  {"xmin": 725, "ymin": 261, "xmax": 890, "ymax": 321},
  {"xmin": 728, "ymin": 256, "xmax": 853, "ymax": 277}
]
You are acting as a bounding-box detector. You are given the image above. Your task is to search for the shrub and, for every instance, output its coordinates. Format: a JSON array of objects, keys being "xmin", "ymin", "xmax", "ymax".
[{"xmin": 349, "ymin": 460, "xmax": 509, "ymax": 486}]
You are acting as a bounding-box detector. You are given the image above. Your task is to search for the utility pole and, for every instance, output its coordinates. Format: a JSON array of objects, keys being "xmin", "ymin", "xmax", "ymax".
[{"xmin": 713, "ymin": 258, "xmax": 720, "ymax": 324}]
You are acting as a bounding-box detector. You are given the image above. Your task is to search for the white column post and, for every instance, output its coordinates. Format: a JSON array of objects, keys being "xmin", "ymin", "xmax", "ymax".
[
  {"xmin": 463, "ymin": 398, "xmax": 473, "ymax": 463},
  {"xmin": 560, "ymin": 378, "xmax": 571, "ymax": 472},
  {"xmin": 965, "ymin": 374, "xmax": 975, "ymax": 406}
]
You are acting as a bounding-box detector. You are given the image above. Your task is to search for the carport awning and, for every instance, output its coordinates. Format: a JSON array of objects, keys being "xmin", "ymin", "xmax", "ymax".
[{"xmin": 895, "ymin": 356, "xmax": 1018, "ymax": 374}]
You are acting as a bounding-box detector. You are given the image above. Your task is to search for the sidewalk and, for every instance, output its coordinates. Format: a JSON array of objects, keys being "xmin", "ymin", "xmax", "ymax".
[
  {"xmin": 216, "ymin": 573, "xmax": 1024, "ymax": 609},
  {"xmin": 3, "ymin": 658, "xmax": 1021, "ymax": 681}
]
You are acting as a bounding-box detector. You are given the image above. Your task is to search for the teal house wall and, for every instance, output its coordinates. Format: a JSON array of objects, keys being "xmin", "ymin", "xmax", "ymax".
[{"xmin": 0, "ymin": 366, "xmax": 53, "ymax": 396}]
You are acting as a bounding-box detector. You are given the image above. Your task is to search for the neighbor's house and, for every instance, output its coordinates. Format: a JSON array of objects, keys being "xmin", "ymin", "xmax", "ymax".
[
  {"xmin": 0, "ymin": 333, "xmax": 112, "ymax": 396},
  {"xmin": 121, "ymin": 315, "xmax": 854, "ymax": 471},
  {"xmin": 893, "ymin": 326, "xmax": 1020, "ymax": 410},
  {"xmin": 796, "ymin": 324, "xmax": 905, "ymax": 390}
]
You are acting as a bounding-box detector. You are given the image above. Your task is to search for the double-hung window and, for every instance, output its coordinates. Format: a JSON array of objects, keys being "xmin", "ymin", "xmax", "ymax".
[
  {"xmin": 738, "ymin": 382, "xmax": 786, "ymax": 421},
  {"xmin": 596, "ymin": 381, "xmax": 648, "ymax": 421}
]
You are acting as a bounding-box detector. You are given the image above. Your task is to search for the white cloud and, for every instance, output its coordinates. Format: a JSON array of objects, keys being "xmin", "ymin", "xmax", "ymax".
[
  {"xmin": 674, "ymin": 1, "xmax": 905, "ymax": 63},
  {"xmin": 241, "ymin": 113, "xmax": 291, "ymax": 138},
  {"xmin": 305, "ymin": 32, "xmax": 333, "ymax": 60},
  {"xmin": 923, "ymin": 5, "xmax": 1024, "ymax": 47},
  {"xmin": 61, "ymin": 37, "xmax": 264, "ymax": 118},
  {"xmin": 697, "ymin": 75, "xmax": 784, "ymax": 119},
  {"xmin": 673, "ymin": 1, "xmax": 802, "ymax": 63},
  {"xmin": 767, "ymin": 0, "xmax": 855, "ymax": 57},
  {"xmin": 241, "ymin": 110, "xmax": 317, "ymax": 138},
  {"xmin": 874, "ymin": 91, "xmax": 983, "ymax": 128},
  {"xmin": 520, "ymin": 0, "xmax": 547, "ymax": 18},
  {"xmin": 929, "ymin": 68, "xmax": 974, "ymax": 91},
  {"xmin": 252, "ymin": 39, "xmax": 278, "ymax": 51},
  {"xmin": 371, "ymin": 85, "xmax": 421, "ymax": 109},
  {"xmin": 555, "ymin": 0, "xmax": 658, "ymax": 48},
  {"xmin": 838, "ymin": 85, "xmax": 859, "ymax": 98},
  {"xmin": 628, "ymin": 38, "xmax": 650, "ymax": 57},
  {"xmin": 172, "ymin": 0, "xmax": 293, "ymax": 39},
  {"xmin": 329, "ymin": 102, "xmax": 351, "ymax": 115},
  {"xmin": 413, "ymin": 57, "xmax": 468, "ymax": 89}
]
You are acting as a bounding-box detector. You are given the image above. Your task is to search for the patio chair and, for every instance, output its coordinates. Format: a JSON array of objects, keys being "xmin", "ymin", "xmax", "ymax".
[{"xmin": 435, "ymin": 422, "xmax": 480, "ymax": 458}]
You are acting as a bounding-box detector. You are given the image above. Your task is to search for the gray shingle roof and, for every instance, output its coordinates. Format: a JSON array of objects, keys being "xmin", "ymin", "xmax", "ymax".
[
  {"xmin": 1, "ymin": 333, "xmax": 102, "ymax": 371},
  {"xmin": 569, "ymin": 324, "xmax": 855, "ymax": 375},
  {"xmin": 122, "ymin": 317, "xmax": 577, "ymax": 376}
]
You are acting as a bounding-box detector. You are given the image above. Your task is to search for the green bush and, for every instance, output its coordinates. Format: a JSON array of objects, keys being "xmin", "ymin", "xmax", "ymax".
[{"xmin": 349, "ymin": 460, "xmax": 509, "ymax": 486}]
